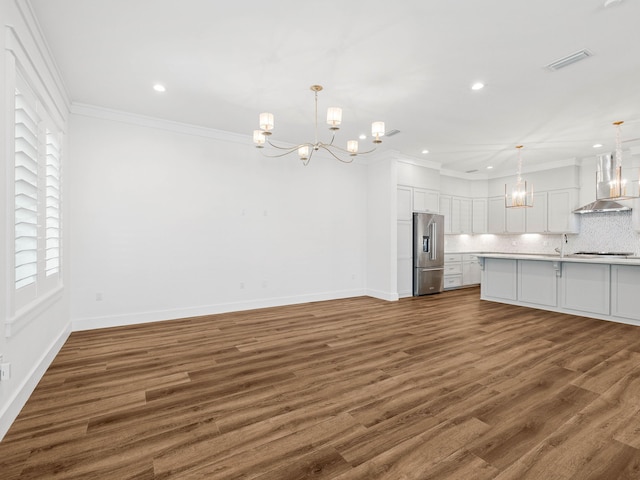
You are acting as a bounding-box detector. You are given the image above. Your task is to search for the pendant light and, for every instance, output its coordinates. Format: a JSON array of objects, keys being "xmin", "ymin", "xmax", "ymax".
[{"xmin": 505, "ymin": 145, "xmax": 534, "ymax": 208}]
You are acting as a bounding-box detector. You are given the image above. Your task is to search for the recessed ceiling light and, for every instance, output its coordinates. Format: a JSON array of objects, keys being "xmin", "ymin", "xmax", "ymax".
[
  {"xmin": 153, "ymin": 84, "xmax": 166, "ymax": 93},
  {"xmin": 593, "ymin": 143, "xmax": 603, "ymax": 148},
  {"xmin": 359, "ymin": 134, "xmax": 367, "ymax": 140},
  {"xmin": 421, "ymin": 149, "xmax": 429, "ymax": 154},
  {"xmin": 471, "ymin": 82, "xmax": 485, "ymax": 91},
  {"xmin": 487, "ymin": 165, "xmax": 494, "ymax": 170}
]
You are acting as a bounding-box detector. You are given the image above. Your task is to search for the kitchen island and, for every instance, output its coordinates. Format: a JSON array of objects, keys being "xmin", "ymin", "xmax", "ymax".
[{"xmin": 477, "ymin": 253, "xmax": 640, "ymax": 326}]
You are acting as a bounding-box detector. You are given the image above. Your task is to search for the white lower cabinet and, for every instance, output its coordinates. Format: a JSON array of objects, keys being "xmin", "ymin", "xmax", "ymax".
[
  {"xmin": 482, "ymin": 258, "xmax": 517, "ymax": 300},
  {"xmin": 611, "ymin": 265, "xmax": 640, "ymax": 321},
  {"xmin": 560, "ymin": 262, "xmax": 610, "ymax": 316},
  {"xmin": 397, "ymin": 220, "xmax": 413, "ymax": 298},
  {"xmin": 480, "ymin": 256, "xmax": 640, "ymax": 325},
  {"xmin": 517, "ymin": 260, "xmax": 557, "ymax": 307},
  {"xmin": 462, "ymin": 254, "xmax": 481, "ymax": 285},
  {"xmin": 444, "ymin": 253, "xmax": 462, "ymax": 289}
]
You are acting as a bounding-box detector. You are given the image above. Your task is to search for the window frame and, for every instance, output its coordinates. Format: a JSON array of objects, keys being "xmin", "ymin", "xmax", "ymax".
[{"xmin": 5, "ymin": 29, "xmax": 65, "ymax": 337}]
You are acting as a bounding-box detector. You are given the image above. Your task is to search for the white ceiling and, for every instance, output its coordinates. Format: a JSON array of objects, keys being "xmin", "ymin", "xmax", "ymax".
[{"xmin": 29, "ymin": 0, "xmax": 640, "ymax": 174}]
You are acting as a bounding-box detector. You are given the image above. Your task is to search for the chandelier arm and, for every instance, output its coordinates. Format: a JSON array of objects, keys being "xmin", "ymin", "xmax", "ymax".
[
  {"xmin": 319, "ymin": 142, "xmax": 379, "ymax": 156},
  {"xmin": 318, "ymin": 145, "xmax": 354, "ymax": 164},
  {"xmin": 267, "ymin": 139, "xmax": 305, "ymax": 151},
  {"xmin": 260, "ymin": 144, "xmax": 307, "ymax": 158}
]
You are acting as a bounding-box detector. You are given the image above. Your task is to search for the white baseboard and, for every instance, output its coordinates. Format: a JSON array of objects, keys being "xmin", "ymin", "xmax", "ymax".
[
  {"xmin": 0, "ymin": 323, "xmax": 72, "ymax": 441},
  {"xmin": 72, "ymin": 289, "xmax": 369, "ymax": 331},
  {"xmin": 366, "ymin": 289, "xmax": 400, "ymax": 302}
]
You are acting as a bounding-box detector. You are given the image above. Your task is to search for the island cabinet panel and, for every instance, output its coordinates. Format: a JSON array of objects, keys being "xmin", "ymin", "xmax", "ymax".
[
  {"xmin": 560, "ymin": 262, "xmax": 610, "ymax": 315},
  {"xmin": 518, "ymin": 260, "xmax": 557, "ymax": 307},
  {"xmin": 482, "ymin": 258, "xmax": 517, "ymax": 301},
  {"xmin": 611, "ymin": 265, "xmax": 640, "ymax": 321}
]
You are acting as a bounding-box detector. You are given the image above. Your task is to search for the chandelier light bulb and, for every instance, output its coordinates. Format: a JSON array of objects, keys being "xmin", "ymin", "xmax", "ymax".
[
  {"xmin": 326, "ymin": 107, "xmax": 342, "ymax": 130},
  {"xmin": 371, "ymin": 121, "xmax": 385, "ymax": 143},
  {"xmin": 298, "ymin": 145, "xmax": 310, "ymax": 160},
  {"xmin": 253, "ymin": 130, "xmax": 266, "ymax": 148},
  {"xmin": 347, "ymin": 140, "xmax": 358, "ymax": 155},
  {"xmin": 259, "ymin": 112, "xmax": 274, "ymax": 135}
]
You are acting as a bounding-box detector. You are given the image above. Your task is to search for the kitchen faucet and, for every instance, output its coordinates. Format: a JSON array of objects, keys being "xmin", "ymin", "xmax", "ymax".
[{"xmin": 554, "ymin": 234, "xmax": 568, "ymax": 257}]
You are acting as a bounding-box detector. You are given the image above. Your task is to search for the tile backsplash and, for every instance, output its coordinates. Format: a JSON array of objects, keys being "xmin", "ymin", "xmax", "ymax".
[{"xmin": 445, "ymin": 212, "xmax": 640, "ymax": 255}]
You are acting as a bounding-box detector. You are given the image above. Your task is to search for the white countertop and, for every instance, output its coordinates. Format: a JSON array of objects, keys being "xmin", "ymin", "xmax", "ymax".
[{"xmin": 476, "ymin": 253, "xmax": 640, "ymax": 266}]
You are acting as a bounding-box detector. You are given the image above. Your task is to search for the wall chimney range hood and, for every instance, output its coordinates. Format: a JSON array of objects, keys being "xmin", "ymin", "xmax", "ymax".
[
  {"xmin": 573, "ymin": 199, "xmax": 631, "ymax": 214},
  {"xmin": 573, "ymin": 151, "xmax": 636, "ymax": 213}
]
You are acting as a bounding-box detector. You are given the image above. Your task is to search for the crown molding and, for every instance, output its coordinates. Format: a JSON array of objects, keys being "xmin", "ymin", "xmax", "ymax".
[{"xmin": 70, "ymin": 103, "xmax": 250, "ymax": 144}]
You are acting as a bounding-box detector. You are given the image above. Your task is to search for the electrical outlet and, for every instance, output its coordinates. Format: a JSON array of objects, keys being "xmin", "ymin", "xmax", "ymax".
[{"xmin": 0, "ymin": 363, "xmax": 11, "ymax": 381}]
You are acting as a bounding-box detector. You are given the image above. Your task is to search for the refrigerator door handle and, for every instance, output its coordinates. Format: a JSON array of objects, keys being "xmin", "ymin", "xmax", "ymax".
[{"xmin": 430, "ymin": 223, "xmax": 437, "ymax": 260}]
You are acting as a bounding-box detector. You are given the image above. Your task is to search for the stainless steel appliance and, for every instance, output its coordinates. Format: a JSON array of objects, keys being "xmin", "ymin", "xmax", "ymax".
[{"xmin": 413, "ymin": 212, "xmax": 445, "ymax": 296}]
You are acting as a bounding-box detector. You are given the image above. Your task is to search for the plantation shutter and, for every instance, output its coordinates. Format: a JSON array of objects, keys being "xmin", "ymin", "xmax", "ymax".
[
  {"xmin": 14, "ymin": 85, "xmax": 40, "ymax": 290},
  {"xmin": 45, "ymin": 129, "xmax": 61, "ymax": 276}
]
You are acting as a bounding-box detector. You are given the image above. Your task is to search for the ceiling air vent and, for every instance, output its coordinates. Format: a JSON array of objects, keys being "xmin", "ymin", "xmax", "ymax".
[
  {"xmin": 545, "ymin": 49, "xmax": 593, "ymax": 71},
  {"xmin": 385, "ymin": 129, "xmax": 400, "ymax": 137}
]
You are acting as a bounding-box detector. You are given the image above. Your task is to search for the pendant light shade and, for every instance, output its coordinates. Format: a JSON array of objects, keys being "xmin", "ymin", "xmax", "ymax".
[{"xmin": 505, "ymin": 145, "xmax": 534, "ymax": 208}]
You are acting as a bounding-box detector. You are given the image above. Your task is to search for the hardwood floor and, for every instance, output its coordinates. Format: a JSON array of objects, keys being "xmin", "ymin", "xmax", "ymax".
[{"xmin": 3, "ymin": 287, "xmax": 640, "ymax": 479}]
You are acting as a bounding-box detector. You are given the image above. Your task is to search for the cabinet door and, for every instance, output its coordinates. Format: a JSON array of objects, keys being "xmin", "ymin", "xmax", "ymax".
[
  {"xmin": 413, "ymin": 188, "xmax": 439, "ymax": 213},
  {"xmin": 451, "ymin": 197, "xmax": 461, "ymax": 233},
  {"xmin": 547, "ymin": 189, "xmax": 578, "ymax": 233},
  {"xmin": 506, "ymin": 206, "xmax": 526, "ymax": 233},
  {"xmin": 397, "ymin": 187, "xmax": 413, "ymax": 221},
  {"xmin": 487, "ymin": 197, "xmax": 506, "ymax": 233},
  {"xmin": 526, "ymin": 192, "xmax": 547, "ymax": 233},
  {"xmin": 439, "ymin": 195, "xmax": 452, "ymax": 234},
  {"xmin": 462, "ymin": 258, "xmax": 481, "ymax": 285},
  {"xmin": 397, "ymin": 221, "xmax": 413, "ymax": 298},
  {"xmin": 472, "ymin": 198, "xmax": 488, "ymax": 234},
  {"xmin": 518, "ymin": 260, "xmax": 557, "ymax": 306},
  {"xmin": 482, "ymin": 258, "xmax": 517, "ymax": 300},
  {"xmin": 560, "ymin": 262, "xmax": 610, "ymax": 315},
  {"xmin": 611, "ymin": 265, "xmax": 640, "ymax": 321},
  {"xmin": 458, "ymin": 198, "xmax": 472, "ymax": 234}
]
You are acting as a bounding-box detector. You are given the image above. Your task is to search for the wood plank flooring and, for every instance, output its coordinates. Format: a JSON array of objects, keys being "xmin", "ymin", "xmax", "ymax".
[{"xmin": 3, "ymin": 287, "xmax": 640, "ymax": 479}]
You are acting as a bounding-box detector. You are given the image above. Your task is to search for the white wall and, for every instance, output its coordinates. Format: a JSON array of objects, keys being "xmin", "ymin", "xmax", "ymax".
[
  {"xmin": 68, "ymin": 110, "xmax": 370, "ymax": 329},
  {"xmin": 366, "ymin": 157, "xmax": 397, "ymax": 300},
  {"xmin": 1, "ymin": 0, "xmax": 70, "ymax": 440}
]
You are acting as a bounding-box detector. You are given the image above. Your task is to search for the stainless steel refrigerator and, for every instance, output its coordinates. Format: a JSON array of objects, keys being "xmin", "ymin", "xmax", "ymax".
[{"xmin": 413, "ymin": 212, "xmax": 445, "ymax": 296}]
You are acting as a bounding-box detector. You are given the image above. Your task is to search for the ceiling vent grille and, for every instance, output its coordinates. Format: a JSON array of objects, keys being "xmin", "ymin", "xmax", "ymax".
[
  {"xmin": 545, "ymin": 49, "xmax": 593, "ymax": 71},
  {"xmin": 385, "ymin": 129, "xmax": 400, "ymax": 137}
]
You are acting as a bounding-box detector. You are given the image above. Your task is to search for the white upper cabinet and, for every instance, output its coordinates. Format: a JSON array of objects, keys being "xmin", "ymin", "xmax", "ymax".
[
  {"xmin": 439, "ymin": 195, "xmax": 452, "ymax": 233},
  {"xmin": 452, "ymin": 197, "xmax": 472, "ymax": 234},
  {"xmin": 397, "ymin": 186, "xmax": 413, "ymax": 221},
  {"xmin": 413, "ymin": 188, "xmax": 439, "ymax": 213},
  {"xmin": 506, "ymin": 206, "xmax": 526, "ymax": 233},
  {"xmin": 472, "ymin": 198, "xmax": 488, "ymax": 234},
  {"xmin": 526, "ymin": 192, "xmax": 548, "ymax": 233},
  {"xmin": 488, "ymin": 196, "xmax": 506, "ymax": 233},
  {"xmin": 547, "ymin": 189, "xmax": 579, "ymax": 233}
]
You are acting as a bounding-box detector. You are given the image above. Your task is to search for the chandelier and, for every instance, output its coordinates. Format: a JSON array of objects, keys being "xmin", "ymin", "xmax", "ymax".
[
  {"xmin": 596, "ymin": 121, "xmax": 639, "ymax": 200},
  {"xmin": 253, "ymin": 85, "xmax": 385, "ymax": 165},
  {"xmin": 505, "ymin": 145, "xmax": 534, "ymax": 208}
]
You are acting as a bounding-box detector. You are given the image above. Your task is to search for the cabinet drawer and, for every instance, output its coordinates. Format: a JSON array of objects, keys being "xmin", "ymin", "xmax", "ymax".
[
  {"xmin": 444, "ymin": 254, "xmax": 462, "ymax": 263},
  {"xmin": 445, "ymin": 264, "xmax": 462, "ymax": 275},
  {"xmin": 462, "ymin": 254, "xmax": 478, "ymax": 262},
  {"xmin": 444, "ymin": 275, "xmax": 462, "ymax": 288}
]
